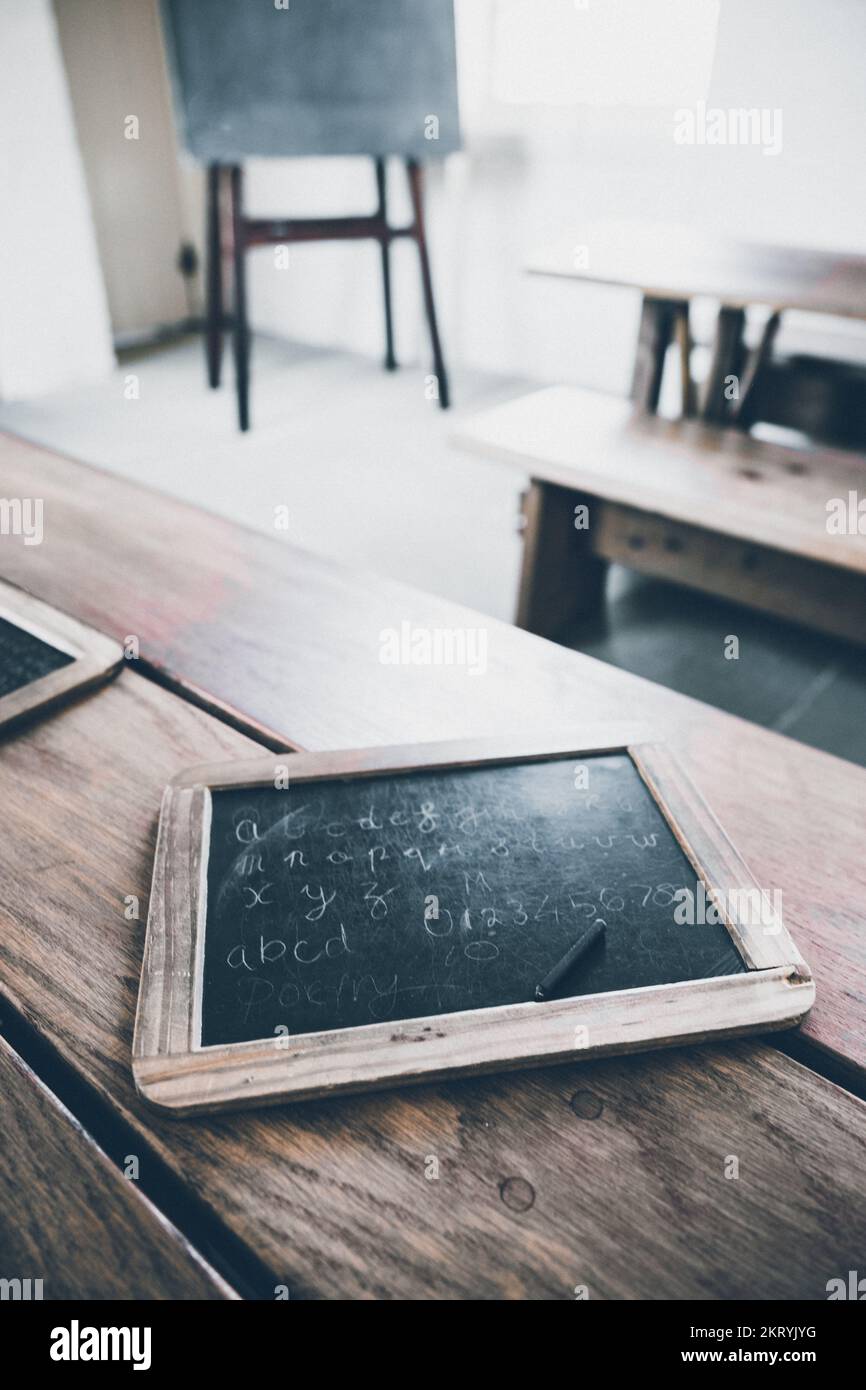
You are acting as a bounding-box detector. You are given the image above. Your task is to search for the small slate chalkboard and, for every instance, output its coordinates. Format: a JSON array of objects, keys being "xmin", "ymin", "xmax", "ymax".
[
  {"xmin": 201, "ymin": 754, "xmax": 744, "ymax": 1047},
  {"xmin": 0, "ymin": 581, "xmax": 123, "ymax": 733},
  {"xmin": 134, "ymin": 735, "xmax": 814, "ymax": 1115}
]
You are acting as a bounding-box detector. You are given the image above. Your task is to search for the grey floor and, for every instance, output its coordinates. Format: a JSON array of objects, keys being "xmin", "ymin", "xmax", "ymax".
[
  {"xmin": 579, "ymin": 568, "xmax": 866, "ymax": 766},
  {"xmin": 1, "ymin": 334, "xmax": 863, "ymax": 766}
]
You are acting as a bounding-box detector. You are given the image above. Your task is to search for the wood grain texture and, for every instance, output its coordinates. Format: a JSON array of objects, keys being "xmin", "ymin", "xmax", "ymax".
[
  {"xmin": 528, "ymin": 230, "xmax": 866, "ymax": 319},
  {"xmin": 0, "ymin": 431, "xmax": 861, "ymax": 1076},
  {"xmin": 0, "ymin": 1032, "xmax": 237, "ymax": 1300},
  {"xmin": 453, "ymin": 386, "xmax": 866, "ymax": 573},
  {"xmin": 0, "ymin": 672, "xmax": 863, "ymax": 1298}
]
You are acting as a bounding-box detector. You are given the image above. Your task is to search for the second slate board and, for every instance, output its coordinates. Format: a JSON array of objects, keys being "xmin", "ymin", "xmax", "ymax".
[
  {"xmin": 134, "ymin": 734, "xmax": 814, "ymax": 1115},
  {"xmin": 0, "ymin": 580, "xmax": 123, "ymax": 733}
]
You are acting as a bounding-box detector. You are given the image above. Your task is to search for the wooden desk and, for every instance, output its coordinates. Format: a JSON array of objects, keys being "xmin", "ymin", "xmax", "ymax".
[
  {"xmin": 529, "ymin": 225, "xmax": 866, "ymax": 422},
  {"xmin": 2, "ymin": 671, "xmax": 865, "ymax": 1299},
  {"xmin": 1, "ymin": 430, "xmax": 864, "ymax": 1083},
  {"xmin": 1, "ymin": 431, "xmax": 865, "ymax": 1297}
]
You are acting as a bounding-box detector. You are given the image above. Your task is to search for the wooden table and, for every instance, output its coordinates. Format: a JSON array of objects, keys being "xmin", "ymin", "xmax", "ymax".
[
  {"xmin": 529, "ymin": 225, "xmax": 866, "ymax": 423},
  {"xmin": 1, "ymin": 430, "xmax": 865, "ymax": 1299}
]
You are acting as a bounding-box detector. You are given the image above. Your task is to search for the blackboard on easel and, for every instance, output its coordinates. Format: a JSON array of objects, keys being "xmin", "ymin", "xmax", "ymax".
[
  {"xmin": 134, "ymin": 733, "xmax": 814, "ymax": 1116},
  {"xmin": 162, "ymin": 0, "xmax": 461, "ymax": 160}
]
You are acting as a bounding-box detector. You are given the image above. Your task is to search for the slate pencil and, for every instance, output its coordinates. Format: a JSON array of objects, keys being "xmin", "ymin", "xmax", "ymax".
[{"xmin": 534, "ymin": 919, "xmax": 606, "ymax": 1001}]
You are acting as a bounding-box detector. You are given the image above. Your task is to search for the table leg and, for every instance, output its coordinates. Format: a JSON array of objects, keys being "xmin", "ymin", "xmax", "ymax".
[
  {"xmin": 674, "ymin": 302, "xmax": 696, "ymax": 417},
  {"xmin": 631, "ymin": 296, "xmax": 683, "ymax": 413},
  {"xmin": 702, "ymin": 305, "xmax": 747, "ymax": 425},
  {"xmin": 733, "ymin": 311, "xmax": 781, "ymax": 429}
]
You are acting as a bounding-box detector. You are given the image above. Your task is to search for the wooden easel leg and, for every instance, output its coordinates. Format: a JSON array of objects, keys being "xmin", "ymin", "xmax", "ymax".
[
  {"xmin": 205, "ymin": 163, "xmax": 224, "ymax": 389},
  {"xmin": 702, "ymin": 305, "xmax": 746, "ymax": 425},
  {"xmin": 516, "ymin": 481, "xmax": 607, "ymax": 640},
  {"xmin": 406, "ymin": 159, "xmax": 450, "ymax": 409},
  {"xmin": 230, "ymin": 165, "xmax": 250, "ymax": 432},
  {"xmin": 631, "ymin": 296, "xmax": 679, "ymax": 413},
  {"xmin": 375, "ymin": 159, "xmax": 397, "ymax": 371}
]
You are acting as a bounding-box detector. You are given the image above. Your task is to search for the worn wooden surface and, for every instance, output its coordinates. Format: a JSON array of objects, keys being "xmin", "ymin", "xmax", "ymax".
[
  {"xmin": 0, "ymin": 672, "xmax": 864, "ymax": 1298},
  {"xmin": 0, "ymin": 432, "xmax": 864, "ymax": 1081},
  {"xmin": 0, "ymin": 1032, "xmax": 236, "ymax": 1300}
]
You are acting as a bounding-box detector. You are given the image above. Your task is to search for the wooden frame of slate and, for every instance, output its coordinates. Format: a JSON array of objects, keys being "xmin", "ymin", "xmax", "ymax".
[
  {"xmin": 0, "ymin": 580, "xmax": 123, "ymax": 733},
  {"xmin": 133, "ymin": 733, "xmax": 814, "ymax": 1116}
]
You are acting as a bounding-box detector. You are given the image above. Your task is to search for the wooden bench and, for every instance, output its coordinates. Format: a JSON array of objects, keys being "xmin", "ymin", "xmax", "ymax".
[
  {"xmin": 2, "ymin": 429, "xmax": 866, "ymax": 1297},
  {"xmin": 453, "ymin": 385, "xmax": 866, "ymax": 643}
]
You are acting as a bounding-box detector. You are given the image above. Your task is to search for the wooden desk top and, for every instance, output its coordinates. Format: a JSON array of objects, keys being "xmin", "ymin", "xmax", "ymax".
[
  {"xmin": 1, "ymin": 670, "xmax": 864, "ymax": 1299},
  {"xmin": 0, "ymin": 430, "xmax": 864, "ymax": 1084},
  {"xmin": 1, "ymin": 431, "xmax": 865, "ymax": 1297},
  {"xmin": 528, "ymin": 224, "xmax": 866, "ymax": 319}
]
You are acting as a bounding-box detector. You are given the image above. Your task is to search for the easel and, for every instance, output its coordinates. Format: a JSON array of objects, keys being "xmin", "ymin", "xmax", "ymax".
[{"xmin": 206, "ymin": 158, "xmax": 450, "ymax": 431}]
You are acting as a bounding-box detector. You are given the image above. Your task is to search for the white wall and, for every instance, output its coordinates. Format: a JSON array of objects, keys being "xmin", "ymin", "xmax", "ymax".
[
  {"xmin": 245, "ymin": 0, "xmax": 866, "ymax": 395},
  {"xmin": 0, "ymin": 0, "xmax": 114, "ymax": 400},
  {"xmin": 18, "ymin": 0, "xmax": 858, "ymax": 397}
]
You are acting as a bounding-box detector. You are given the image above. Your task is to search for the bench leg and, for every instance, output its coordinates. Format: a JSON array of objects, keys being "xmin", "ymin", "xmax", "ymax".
[
  {"xmin": 516, "ymin": 481, "xmax": 607, "ymax": 639},
  {"xmin": 205, "ymin": 163, "xmax": 224, "ymax": 389}
]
